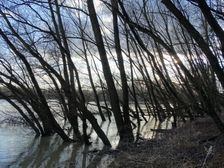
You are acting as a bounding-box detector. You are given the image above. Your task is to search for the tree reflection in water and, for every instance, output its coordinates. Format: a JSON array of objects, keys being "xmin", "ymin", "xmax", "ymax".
[
  {"xmin": 2, "ymin": 116, "xmax": 172, "ymax": 168},
  {"xmin": 8, "ymin": 134, "xmax": 111, "ymax": 168}
]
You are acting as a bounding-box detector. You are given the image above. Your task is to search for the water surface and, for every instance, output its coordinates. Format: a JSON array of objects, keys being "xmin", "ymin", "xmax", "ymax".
[{"xmin": 0, "ymin": 100, "xmax": 172, "ymax": 168}]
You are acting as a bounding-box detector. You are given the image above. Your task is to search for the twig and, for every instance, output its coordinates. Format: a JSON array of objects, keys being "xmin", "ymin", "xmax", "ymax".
[{"xmin": 202, "ymin": 145, "xmax": 213, "ymax": 168}]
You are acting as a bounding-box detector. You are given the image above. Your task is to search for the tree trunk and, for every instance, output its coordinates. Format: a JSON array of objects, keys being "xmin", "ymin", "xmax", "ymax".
[{"xmin": 87, "ymin": 0, "xmax": 130, "ymax": 141}]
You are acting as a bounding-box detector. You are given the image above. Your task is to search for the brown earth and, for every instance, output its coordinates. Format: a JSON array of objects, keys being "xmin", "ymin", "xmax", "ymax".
[{"xmin": 108, "ymin": 117, "xmax": 224, "ymax": 168}]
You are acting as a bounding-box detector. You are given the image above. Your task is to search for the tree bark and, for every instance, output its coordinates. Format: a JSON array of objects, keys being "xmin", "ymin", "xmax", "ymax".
[{"xmin": 87, "ymin": 0, "xmax": 130, "ymax": 141}]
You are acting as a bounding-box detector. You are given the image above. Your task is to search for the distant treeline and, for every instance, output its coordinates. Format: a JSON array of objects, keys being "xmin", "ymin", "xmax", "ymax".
[{"xmin": 0, "ymin": 85, "xmax": 149, "ymax": 102}]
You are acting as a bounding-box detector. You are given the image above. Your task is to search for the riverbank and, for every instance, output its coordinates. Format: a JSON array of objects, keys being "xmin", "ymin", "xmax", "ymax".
[{"xmin": 108, "ymin": 116, "xmax": 224, "ymax": 168}]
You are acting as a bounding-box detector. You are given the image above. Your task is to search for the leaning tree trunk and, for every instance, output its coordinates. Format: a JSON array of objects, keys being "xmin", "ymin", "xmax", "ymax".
[
  {"xmin": 87, "ymin": 0, "xmax": 133, "ymax": 141},
  {"xmin": 111, "ymin": 0, "xmax": 134, "ymax": 141}
]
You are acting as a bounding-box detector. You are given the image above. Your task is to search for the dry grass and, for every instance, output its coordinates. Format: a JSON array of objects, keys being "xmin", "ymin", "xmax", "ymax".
[{"xmin": 108, "ymin": 117, "xmax": 224, "ymax": 168}]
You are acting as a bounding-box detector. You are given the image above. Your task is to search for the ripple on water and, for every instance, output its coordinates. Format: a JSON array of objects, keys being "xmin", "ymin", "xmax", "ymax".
[{"xmin": 0, "ymin": 126, "xmax": 34, "ymax": 168}]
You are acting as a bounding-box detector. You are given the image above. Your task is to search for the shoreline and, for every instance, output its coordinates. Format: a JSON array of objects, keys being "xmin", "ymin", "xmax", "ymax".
[{"xmin": 107, "ymin": 116, "xmax": 224, "ymax": 168}]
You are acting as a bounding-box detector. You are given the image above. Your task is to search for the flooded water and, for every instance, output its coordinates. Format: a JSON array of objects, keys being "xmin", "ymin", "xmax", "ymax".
[
  {"xmin": 0, "ymin": 100, "xmax": 172, "ymax": 168},
  {"xmin": 0, "ymin": 125, "xmax": 115, "ymax": 168}
]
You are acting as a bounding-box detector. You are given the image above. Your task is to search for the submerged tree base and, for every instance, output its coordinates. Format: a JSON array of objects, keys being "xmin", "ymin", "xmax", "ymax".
[{"xmin": 108, "ymin": 116, "xmax": 224, "ymax": 168}]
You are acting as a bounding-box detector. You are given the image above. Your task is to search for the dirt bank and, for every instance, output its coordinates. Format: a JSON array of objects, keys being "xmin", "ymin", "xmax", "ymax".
[{"xmin": 108, "ymin": 117, "xmax": 224, "ymax": 168}]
